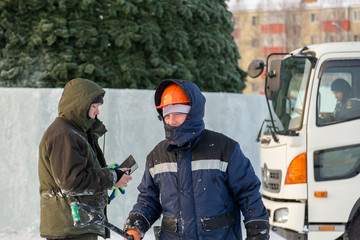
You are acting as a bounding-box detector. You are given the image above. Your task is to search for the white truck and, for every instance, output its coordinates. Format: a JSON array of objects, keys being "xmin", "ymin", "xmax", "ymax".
[{"xmin": 248, "ymin": 42, "xmax": 360, "ymax": 240}]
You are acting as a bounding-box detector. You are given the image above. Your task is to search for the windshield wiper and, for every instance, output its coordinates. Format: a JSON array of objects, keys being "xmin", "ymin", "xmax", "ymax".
[
  {"xmin": 256, "ymin": 119, "xmax": 279, "ymax": 143},
  {"xmin": 256, "ymin": 119, "xmax": 266, "ymax": 142},
  {"xmin": 268, "ymin": 121, "xmax": 279, "ymax": 142}
]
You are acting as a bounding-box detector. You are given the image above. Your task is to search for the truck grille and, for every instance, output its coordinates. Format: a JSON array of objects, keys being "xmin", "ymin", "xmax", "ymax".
[{"xmin": 261, "ymin": 164, "xmax": 282, "ymax": 193}]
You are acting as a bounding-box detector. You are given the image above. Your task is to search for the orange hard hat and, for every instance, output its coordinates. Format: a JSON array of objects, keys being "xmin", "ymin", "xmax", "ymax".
[{"xmin": 156, "ymin": 83, "xmax": 190, "ymax": 109}]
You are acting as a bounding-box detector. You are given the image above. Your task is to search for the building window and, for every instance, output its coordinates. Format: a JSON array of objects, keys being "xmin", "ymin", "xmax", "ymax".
[
  {"xmin": 263, "ymin": 14, "xmax": 269, "ymax": 24},
  {"xmin": 353, "ymin": 35, "xmax": 360, "ymax": 41},
  {"xmin": 310, "ymin": 13, "xmax": 319, "ymax": 23},
  {"xmin": 329, "ymin": 35, "xmax": 335, "ymax": 42},
  {"xmin": 353, "ymin": 10, "xmax": 360, "ymax": 22},
  {"xmin": 251, "ymin": 38, "xmax": 260, "ymax": 48},
  {"xmin": 233, "ymin": 17, "xmax": 239, "ymax": 26},
  {"xmin": 310, "ymin": 35, "xmax": 318, "ymax": 44},
  {"xmin": 332, "ymin": 9, "xmax": 345, "ymax": 20},
  {"xmin": 251, "ymin": 82, "xmax": 257, "ymax": 92},
  {"xmin": 252, "ymin": 16, "xmax": 259, "ymax": 26},
  {"xmin": 292, "ymin": 14, "xmax": 297, "ymax": 24}
]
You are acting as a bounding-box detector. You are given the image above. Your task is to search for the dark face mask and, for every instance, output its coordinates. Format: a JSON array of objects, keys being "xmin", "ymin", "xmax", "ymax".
[
  {"xmin": 164, "ymin": 124, "xmax": 177, "ymax": 145},
  {"xmin": 163, "ymin": 114, "xmax": 201, "ymax": 147}
]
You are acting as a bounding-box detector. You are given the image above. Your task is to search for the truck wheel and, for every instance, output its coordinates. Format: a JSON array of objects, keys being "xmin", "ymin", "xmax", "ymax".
[{"xmin": 344, "ymin": 208, "xmax": 360, "ymax": 240}]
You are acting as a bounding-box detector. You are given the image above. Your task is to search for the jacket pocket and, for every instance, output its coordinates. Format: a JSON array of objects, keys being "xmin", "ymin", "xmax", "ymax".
[
  {"xmin": 212, "ymin": 178, "xmax": 230, "ymax": 210},
  {"xmin": 201, "ymin": 211, "xmax": 236, "ymax": 231},
  {"xmin": 161, "ymin": 216, "xmax": 177, "ymax": 232}
]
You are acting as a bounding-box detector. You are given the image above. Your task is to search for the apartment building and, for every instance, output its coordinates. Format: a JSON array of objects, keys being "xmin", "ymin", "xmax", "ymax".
[{"xmin": 230, "ymin": 0, "xmax": 360, "ymax": 94}]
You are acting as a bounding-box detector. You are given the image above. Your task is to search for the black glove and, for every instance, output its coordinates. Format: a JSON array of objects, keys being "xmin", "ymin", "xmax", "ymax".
[
  {"xmin": 124, "ymin": 212, "xmax": 150, "ymax": 234},
  {"xmin": 245, "ymin": 220, "xmax": 270, "ymax": 240},
  {"xmin": 114, "ymin": 169, "xmax": 125, "ymax": 182}
]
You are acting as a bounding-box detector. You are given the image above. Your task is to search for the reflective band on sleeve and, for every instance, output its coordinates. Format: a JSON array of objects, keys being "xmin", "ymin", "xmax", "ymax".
[
  {"xmin": 149, "ymin": 159, "xmax": 228, "ymax": 177},
  {"xmin": 191, "ymin": 160, "xmax": 228, "ymax": 172}
]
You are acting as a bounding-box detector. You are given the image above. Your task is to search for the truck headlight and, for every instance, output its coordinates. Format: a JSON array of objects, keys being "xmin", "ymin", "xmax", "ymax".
[{"xmin": 274, "ymin": 208, "xmax": 289, "ymax": 223}]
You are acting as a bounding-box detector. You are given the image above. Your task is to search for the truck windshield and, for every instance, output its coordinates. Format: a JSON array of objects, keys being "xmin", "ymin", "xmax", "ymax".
[{"xmin": 269, "ymin": 57, "xmax": 312, "ymax": 133}]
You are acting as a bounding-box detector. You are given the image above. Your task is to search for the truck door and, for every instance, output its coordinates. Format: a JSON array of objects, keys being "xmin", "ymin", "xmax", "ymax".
[{"xmin": 307, "ymin": 55, "xmax": 360, "ymax": 228}]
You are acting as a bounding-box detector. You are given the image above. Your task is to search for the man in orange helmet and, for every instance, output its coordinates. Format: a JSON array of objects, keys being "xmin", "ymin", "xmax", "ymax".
[{"xmin": 123, "ymin": 79, "xmax": 269, "ymax": 240}]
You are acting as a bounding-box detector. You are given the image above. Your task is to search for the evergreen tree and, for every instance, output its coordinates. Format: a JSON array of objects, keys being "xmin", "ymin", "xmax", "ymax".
[{"xmin": 0, "ymin": 0, "xmax": 246, "ymax": 92}]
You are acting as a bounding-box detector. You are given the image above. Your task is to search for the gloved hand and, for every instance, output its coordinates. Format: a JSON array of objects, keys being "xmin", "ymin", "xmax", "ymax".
[
  {"xmin": 245, "ymin": 220, "xmax": 270, "ymax": 240},
  {"xmin": 109, "ymin": 186, "xmax": 125, "ymax": 200},
  {"xmin": 125, "ymin": 229, "xmax": 141, "ymax": 240},
  {"xmin": 108, "ymin": 164, "xmax": 131, "ymax": 200}
]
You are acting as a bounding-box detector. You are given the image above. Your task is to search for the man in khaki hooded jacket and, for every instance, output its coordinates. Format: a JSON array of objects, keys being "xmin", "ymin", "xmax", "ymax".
[{"xmin": 38, "ymin": 78, "xmax": 132, "ymax": 240}]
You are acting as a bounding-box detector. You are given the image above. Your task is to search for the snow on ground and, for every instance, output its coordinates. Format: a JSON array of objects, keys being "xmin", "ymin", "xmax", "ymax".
[{"xmin": 0, "ymin": 230, "xmax": 285, "ymax": 239}]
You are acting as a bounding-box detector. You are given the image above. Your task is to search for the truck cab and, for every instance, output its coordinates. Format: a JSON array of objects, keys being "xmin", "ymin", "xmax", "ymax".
[{"xmin": 248, "ymin": 42, "xmax": 360, "ymax": 240}]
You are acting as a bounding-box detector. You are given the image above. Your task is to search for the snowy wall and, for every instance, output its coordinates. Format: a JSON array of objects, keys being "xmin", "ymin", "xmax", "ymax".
[{"xmin": 0, "ymin": 87, "xmax": 268, "ymax": 235}]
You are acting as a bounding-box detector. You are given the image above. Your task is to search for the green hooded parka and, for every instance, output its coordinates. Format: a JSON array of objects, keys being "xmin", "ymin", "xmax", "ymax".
[{"xmin": 38, "ymin": 78, "xmax": 115, "ymax": 239}]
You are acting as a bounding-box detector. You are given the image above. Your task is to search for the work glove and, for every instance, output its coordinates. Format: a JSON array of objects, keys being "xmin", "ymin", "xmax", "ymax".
[
  {"xmin": 125, "ymin": 229, "xmax": 141, "ymax": 240},
  {"xmin": 109, "ymin": 185, "xmax": 125, "ymax": 200},
  {"xmin": 245, "ymin": 220, "xmax": 270, "ymax": 240},
  {"xmin": 108, "ymin": 163, "xmax": 126, "ymax": 200},
  {"xmin": 124, "ymin": 213, "xmax": 150, "ymax": 240}
]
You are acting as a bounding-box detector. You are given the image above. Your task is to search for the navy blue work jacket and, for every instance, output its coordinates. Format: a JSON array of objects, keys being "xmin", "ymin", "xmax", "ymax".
[{"xmin": 129, "ymin": 79, "xmax": 268, "ymax": 239}]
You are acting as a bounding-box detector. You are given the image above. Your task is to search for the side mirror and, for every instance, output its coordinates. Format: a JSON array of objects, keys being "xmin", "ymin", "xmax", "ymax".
[
  {"xmin": 248, "ymin": 59, "xmax": 265, "ymax": 78},
  {"xmin": 267, "ymin": 58, "xmax": 284, "ymax": 92}
]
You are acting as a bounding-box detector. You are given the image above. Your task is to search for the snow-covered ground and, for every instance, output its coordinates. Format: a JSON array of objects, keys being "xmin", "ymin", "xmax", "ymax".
[
  {"xmin": 0, "ymin": 229, "xmax": 285, "ymax": 239},
  {"xmin": 0, "ymin": 88, "xmax": 286, "ymax": 240}
]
